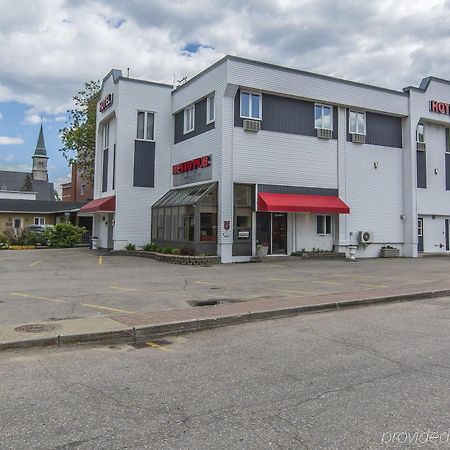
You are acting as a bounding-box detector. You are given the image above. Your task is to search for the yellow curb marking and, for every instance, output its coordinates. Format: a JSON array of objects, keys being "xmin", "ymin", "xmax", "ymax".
[
  {"xmin": 109, "ymin": 286, "xmax": 141, "ymax": 292},
  {"xmin": 146, "ymin": 341, "xmax": 172, "ymax": 352},
  {"xmin": 29, "ymin": 260, "xmax": 42, "ymax": 267},
  {"xmin": 98, "ymin": 256, "xmax": 103, "ymax": 265},
  {"xmin": 9, "ymin": 292, "xmax": 134, "ymax": 314}
]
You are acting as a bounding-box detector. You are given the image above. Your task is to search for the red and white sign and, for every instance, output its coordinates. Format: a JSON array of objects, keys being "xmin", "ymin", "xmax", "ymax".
[
  {"xmin": 99, "ymin": 93, "xmax": 113, "ymax": 112},
  {"xmin": 172, "ymin": 155, "xmax": 211, "ymax": 175},
  {"xmin": 430, "ymin": 100, "xmax": 450, "ymax": 116}
]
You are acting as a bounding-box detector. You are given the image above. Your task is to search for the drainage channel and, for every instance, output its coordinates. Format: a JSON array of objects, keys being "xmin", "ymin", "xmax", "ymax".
[{"xmin": 188, "ymin": 299, "xmax": 237, "ymax": 307}]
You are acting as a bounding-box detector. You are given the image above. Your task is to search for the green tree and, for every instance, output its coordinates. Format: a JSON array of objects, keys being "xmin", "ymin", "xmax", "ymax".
[{"xmin": 59, "ymin": 81, "xmax": 100, "ymax": 184}]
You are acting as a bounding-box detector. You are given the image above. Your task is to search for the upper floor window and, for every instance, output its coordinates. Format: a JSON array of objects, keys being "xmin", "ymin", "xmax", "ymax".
[
  {"xmin": 416, "ymin": 123, "xmax": 425, "ymax": 144},
  {"xmin": 315, "ymin": 104, "xmax": 333, "ymax": 130},
  {"xmin": 206, "ymin": 94, "xmax": 215, "ymax": 124},
  {"xmin": 34, "ymin": 217, "xmax": 45, "ymax": 226},
  {"xmin": 102, "ymin": 122, "xmax": 109, "ymax": 149},
  {"xmin": 349, "ymin": 110, "xmax": 365, "ymax": 135},
  {"xmin": 240, "ymin": 91, "xmax": 262, "ymax": 120},
  {"xmin": 184, "ymin": 105, "xmax": 195, "ymax": 134},
  {"xmin": 137, "ymin": 111, "xmax": 155, "ymax": 141}
]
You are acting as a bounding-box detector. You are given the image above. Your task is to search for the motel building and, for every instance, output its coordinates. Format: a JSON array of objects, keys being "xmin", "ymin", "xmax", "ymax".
[{"xmin": 80, "ymin": 56, "xmax": 450, "ymax": 263}]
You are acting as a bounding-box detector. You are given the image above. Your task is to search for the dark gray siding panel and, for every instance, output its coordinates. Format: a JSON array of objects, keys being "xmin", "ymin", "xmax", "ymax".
[
  {"xmin": 102, "ymin": 148, "xmax": 108, "ymax": 192},
  {"xmin": 133, "ymin": 140, "xmax": 155, "ymax": 187},
  {"xmin": 174, "ymin": 97, "xmax": 215, "ymax": 144},
  {"xmin": 417, "ymin": 150, "xmax": 427, "ymax": 188},
  {"xmin": 234, "ymin": 90, "xmax": 338, "ymax": 139},
  {"xmin": 346, "ymin": 110, "xmax": 402, "ymax": 148},
  {"xmin": 259, "ymin": 184, "xmax": 338, "ymax": 197},
  {"xmin": 445, "ymin": 153, "xmax": 450, "ymax": 190}
]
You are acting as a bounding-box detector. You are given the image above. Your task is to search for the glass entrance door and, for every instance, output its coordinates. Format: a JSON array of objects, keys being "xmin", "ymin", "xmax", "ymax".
[{"xmin": 272, "ymin": 213, "xmax": 287, "ymax": 254}]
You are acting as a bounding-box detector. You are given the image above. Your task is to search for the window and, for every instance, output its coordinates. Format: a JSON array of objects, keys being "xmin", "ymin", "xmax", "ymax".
[
  {"xmin": 80, "ymin": 184, "xmax": 86, "ymax": 196},
  {"xmin": 349, "ymin": 111, "xmax": 366, "ymax": 135},
  {"xmin": 102, "ymin": 122, "xmax": 109, "ymax": 149},
  {"xmin": 137, "ymin": 111, "xmax": 155, "ymax": 141},
  {"xmin": 13, "ymin": 218, "xmax": 22, "ymax": 229},
  {"xmin": 206, "ymin": 94, "xmax": 215, "ymax": 124},
  {"xmin": 315, "ymin": 104, "xmax": 333, "ymax": 130},
  {"xmin": 34, "ymin": 217, "xmax": 45, "ymax": 226},
  {"xmin": 240, "ymin": 91, "xmax": 262, "ymax": 120},
  {"xmin": 316, "ymin": 215, "xmax": 332, "ymax": 235},
  {"xmin": 416, "ymin": 123, "xmax": 425, "ymax": 143},
  {"xmin": 184, "ymin": 105, "xmax": 195, "ymax": 134}
]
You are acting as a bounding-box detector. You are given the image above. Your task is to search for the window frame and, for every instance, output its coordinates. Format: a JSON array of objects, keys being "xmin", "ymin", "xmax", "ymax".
[
  {"xmin": 314, "ymin": 103, "xmax": 333, "ymax": 131},
  {"xmin": 316, "ymin": 215, "xmax": 332, "ymax": 235},
  {"xmin": 349, "ymin": 110, "xmax": 366, "ymax": 135},
  {"xmin": 206, "ymin": 94, "xmax": 215, "ymax": 125},
  {"xmin": 102, "ymin": 122, "xmax": 109, "ymax": 150},
  {"xmin": 34, "ymin": 217, "xmax": 45, "ymax": 226},
  {"xmin": 136, "ymin": 111, "xmax": 155, "ymax": 141},
  {"xmin": 240, "ymin": 91, "xmax": 262, "ymax": 120},
  {"xmin": 416, "ymin": 123, "xmax": 425, "ymax": 144},
  {"xmin": 183, "ymin": 104, "xmax": 195, "ymax": 134}
]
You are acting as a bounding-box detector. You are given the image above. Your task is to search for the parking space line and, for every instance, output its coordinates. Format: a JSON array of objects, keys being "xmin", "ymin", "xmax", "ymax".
[
  {"xmin": 332, "ymin": 274, "xmax": 376, "ymax": 279},
  {"xmin": 29, "ymin": 260, "xmax": 42, "ymax": 267},
  {"xmin": 271, "ymin": 289, "xmax": 312, "ymax": 295},
  {"xmin": 109, "ymin": 286, "xmax": 141, "ymax": 292},
  {"xmin": 359, "ymin": 284, "xmax": 389, "ymax": 288},
  {"xmin": 98, "ymin": 256, "xmax": 103, "ymax": 265},
  {"xmin": 309, "ymin": 280, "xmax": 343, "ymax": 285},
  {"xmin": 9, "ymin": 292, "xmax": 134, "ymax": 315},
  {"xmin": 195, "ymin": 281, "xmax": 217, "ymax": 286}
]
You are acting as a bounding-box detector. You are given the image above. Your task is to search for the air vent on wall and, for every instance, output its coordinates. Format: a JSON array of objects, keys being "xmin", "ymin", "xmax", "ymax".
[
  {"xmin": 317, "ymin": 128, "xmax": 333, "ymax": 139},
  {"xmin": 417, "ymin": 142, "xmax": 426, "ymax": 151},
  {"xmin": 352, "ymin": 133, "xmax": 366, "ymax": 144},
  {"xmin": 243, "ymin": 119, "xmax": 261, "ymax": 132}
]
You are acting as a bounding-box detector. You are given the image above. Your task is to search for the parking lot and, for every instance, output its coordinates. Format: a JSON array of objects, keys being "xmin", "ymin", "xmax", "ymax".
[{"xmin": 1, "ymin": 248, "xmax": 450, "ymax": 326}]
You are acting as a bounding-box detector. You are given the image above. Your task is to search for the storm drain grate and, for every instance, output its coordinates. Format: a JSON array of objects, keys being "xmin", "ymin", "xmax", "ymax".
[
  {"xmin": 15, "ymin": 324, "xmax": 56, "ymax": 333},
  {"xmin": 188, "ymin": 299, "xmax": 235, "ymax": 307},
  {"xmin": 128, "ymin": 339, "xmax": 172, "ymax": 349}
]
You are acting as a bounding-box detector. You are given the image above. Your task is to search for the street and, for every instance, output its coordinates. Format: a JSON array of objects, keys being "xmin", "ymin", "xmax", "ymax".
[{"xmin": 1, "ymin": 297, "xmax": 449, "ymax": 449}]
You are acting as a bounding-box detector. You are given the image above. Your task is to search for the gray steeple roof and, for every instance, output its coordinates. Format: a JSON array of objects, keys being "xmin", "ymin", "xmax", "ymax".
[{"xmin": 33, "ymin": 125, "xmax": 47, "ymax": 157}]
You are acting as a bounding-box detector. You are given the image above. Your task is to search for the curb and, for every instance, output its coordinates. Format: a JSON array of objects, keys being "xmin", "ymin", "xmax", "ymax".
[{"xmin": 1, "ymin": 288, "xmax": 450, "ymax": 352}]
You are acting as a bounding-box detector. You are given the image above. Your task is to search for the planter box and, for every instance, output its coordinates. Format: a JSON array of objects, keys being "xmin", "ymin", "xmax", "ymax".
[
  {"xmin": 256, "ymin": 246, "xmax": 269, "ymax": 258},
  {"xmin": 379, "ymin": 248, "xmax": 400, "ymax": 258}
]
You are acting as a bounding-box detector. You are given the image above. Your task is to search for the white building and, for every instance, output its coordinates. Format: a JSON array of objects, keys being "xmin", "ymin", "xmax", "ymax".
[{"xmin": 83, "ymin": 56, "xmax": 450, "ymax": 262}]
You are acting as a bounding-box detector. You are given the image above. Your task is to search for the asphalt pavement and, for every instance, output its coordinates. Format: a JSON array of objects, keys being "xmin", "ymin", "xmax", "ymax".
[{"xmin": 1, "ymin": 297, "xmax": 449, "ymax": 449}]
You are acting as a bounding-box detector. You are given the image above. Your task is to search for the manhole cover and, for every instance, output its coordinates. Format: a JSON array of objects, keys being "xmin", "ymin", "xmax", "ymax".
[{"xmin": 14, "ymin": 324, "xmax": 56, "ymax": 333}]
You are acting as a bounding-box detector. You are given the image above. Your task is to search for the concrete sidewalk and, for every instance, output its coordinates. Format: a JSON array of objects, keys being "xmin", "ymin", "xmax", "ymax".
[{"xmin": 1, "ymin": 280, "xmax": 450, "ymax": 351}]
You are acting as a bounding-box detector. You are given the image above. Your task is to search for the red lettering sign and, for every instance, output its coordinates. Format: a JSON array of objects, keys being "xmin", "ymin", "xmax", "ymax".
[
  {"xmin": 172, "ymin": 155, "xmax": 211, "ymax": 175},
  {"xmin": 99, "ymin": 93, "xmax": 113, "ymax": 112},
  {"xmin": 430, "ymin": 100, "xmax": 450, "ymax": 116}
]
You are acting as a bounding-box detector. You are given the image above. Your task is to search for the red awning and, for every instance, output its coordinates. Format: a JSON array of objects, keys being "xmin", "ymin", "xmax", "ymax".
[
  {"xmin": 79, "ymin": 195, "xmax": 115, "ymax": 213},
  {"xmin": 258, "ymin": 192, "xmax": 350, "ymax": 214}
]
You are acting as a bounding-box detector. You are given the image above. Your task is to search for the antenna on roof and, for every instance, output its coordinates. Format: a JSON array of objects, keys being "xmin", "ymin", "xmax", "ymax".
[{"xmin": 127, "ymin": 67, "xmax": 130, "ymax": 77}]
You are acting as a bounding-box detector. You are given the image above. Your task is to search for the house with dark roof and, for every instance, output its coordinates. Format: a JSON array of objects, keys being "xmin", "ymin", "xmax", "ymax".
[{"xmin": 0, "ymin": 126, "xmax": 88, "ymax": 234}]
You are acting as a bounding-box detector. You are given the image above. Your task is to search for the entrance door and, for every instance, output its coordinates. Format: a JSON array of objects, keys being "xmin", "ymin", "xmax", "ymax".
[
  {"xmin": 446, "ymin": 219, "xmax": 449, "ymax": 251},
  {"xmin": 272, "ymin": 213, "xmax": 287, "ymax": 254},
  {"xmin": 418, "ymin": 217, "xmax": 424, "ymax": 252}
]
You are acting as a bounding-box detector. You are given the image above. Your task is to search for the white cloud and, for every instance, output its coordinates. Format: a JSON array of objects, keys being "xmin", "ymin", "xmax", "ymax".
[
  {"xmin": 0, "ymin": 0, "xmax": 448, "ymax": 116},
  {"xmin": 54, "ymin": 115, "xmax": 66, "ymax": 122},
  {"xmin": 0, "ymin": 136, "xmax": 24, "ymax": 145},
  {"xmin": 0, "ymin": 153, "xmax": 14, "ymax": 162}
]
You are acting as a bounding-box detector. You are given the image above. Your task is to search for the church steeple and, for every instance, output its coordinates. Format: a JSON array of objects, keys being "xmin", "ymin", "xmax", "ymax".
[{"xmin": 32, "ymin": 124, "xmax": 49, "ymax": 181}]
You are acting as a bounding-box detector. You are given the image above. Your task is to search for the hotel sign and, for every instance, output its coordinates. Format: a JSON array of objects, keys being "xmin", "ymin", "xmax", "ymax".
[
  {"xmin": 430, "ymin": 100, "xmax": 450, "ymax": 116},
  {"xmin": 172, "ymin": 155, "xmax": 212, "ymax": 187},
  {"xmin": 99, "ymin": 93, "xmax": 113, "ymax": 112}
]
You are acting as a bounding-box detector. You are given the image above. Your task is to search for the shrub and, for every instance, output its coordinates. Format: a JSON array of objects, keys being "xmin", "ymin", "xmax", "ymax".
[
  {"xmin": 0, "ymin": 232, "xmax": 8, "ymax": 249},
  {"xmin": 126, "ymin": 243, "xmax": 136, "ymax": 251},
  {"xmin": 161, "ymin": 247, "xmax": 173, "ymax": 254},
  {"xmin": 44, "ymin": 223, "xmax": 86, "ymax": 248},
  {"xmin": 4, "ymin": 229, "xmax": 41, "ymax": 246},
  {"xmin": 143, "ymin": 243, "xmax": 161, "ymax": 252}
]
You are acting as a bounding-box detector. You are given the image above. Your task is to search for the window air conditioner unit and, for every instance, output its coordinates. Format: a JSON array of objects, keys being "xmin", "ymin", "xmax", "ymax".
[
  {"xmin": 352, "ymin": 133, "xmax": 366, "ymax": 144},
  {"xmin": 358, "ymin": 231, "xmax": 374, "ymax": 244},
  {"xmin": 417, "ymin": 142, "xmax": 426, "ymax": 151},
  {"xmin": 317, "ymin": 128, "xmax": 333, "ymax": 139},
  {"xmin": 243, "ymin": 119, "xmax": 261, "ymax": 132}
]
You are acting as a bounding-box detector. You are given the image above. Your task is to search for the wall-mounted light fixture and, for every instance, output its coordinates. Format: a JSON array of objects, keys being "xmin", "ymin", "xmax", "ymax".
[
  {"xmin": 434, "ymin": 168, "xmax": 439, "ymax": 175},
  {"xmin": 374, "ymin": 162, "xmax": 379, "ymax": 169},
  {"xmin": 400, "ymin": 214, "xmax": 406, "ymax": 220}
]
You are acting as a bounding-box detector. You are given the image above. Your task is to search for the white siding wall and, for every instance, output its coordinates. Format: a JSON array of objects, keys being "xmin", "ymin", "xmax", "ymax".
[
  {"xmin": 228, "ymin": 59, "xmax": 408, "ymax": 115},
  {"xmin": 233, "ymin": 129, "xmax": 338, "ymax": 188},
  {"xmin": 293, "ymin": 213, "xmax": 334, "ymax": 252},
  {"xmin": 113, "ymin": 81, "xmax": 172, "ymax": 248}
]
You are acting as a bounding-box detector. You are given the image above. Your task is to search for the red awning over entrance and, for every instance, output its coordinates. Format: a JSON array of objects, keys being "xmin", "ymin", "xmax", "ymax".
[
  {"xmin": 258, "ymin": 192, "xmax": 350, "ymax": 214},
  {"xmin": 79, "ymin": 195, "xmax": 115, "ymax": 213}
]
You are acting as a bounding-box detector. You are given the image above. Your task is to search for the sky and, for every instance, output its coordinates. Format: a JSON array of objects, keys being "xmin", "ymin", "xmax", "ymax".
[{"xmin": 0, "ymin": 0, "xmax": 449, "ymax": 194}]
